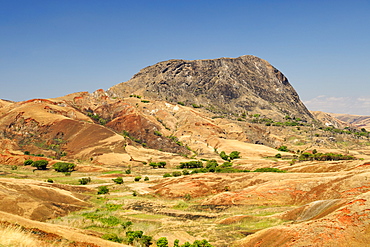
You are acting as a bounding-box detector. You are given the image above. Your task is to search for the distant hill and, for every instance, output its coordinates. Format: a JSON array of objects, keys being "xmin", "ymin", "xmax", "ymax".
[
  {"xmin": 310, "ymin": 111, "xmax": 353, "ymax": 129},
  {"xmin": 331, "ymin": 113, "xmax": 370, "ymax": 131},
  {"xmin": 108, "ymin": 55, "xmax": 313, "ymax": 121}
]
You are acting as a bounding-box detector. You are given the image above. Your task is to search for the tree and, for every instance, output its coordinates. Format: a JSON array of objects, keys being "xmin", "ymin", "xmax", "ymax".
[
  {"xmin": 149, "ymin": 162, "xmax": 158, "ymax": 169},
  {"xmin": 52, "ymin": 162, "xmax": 75, "ymax": 172},
  {"xmin": 97, "ymin": 186, "xmax": 109, "ymax": 194},
  {"xmin": 24, "ymin": 159, "xmax": 33, "ymax": 166},
  {"xmin": 219, "ymin": 151, "xmax": 228, "ymax": 161},
  {"xmin": 156, "ymin": 237, "xmax": 168, "ymax": 247},
  {"xmin": 79, "ymin": 177, "xmax": 91, "ymax": 185},
  {"xmin": 229, "ymin": 151, "xmax": 241, "ymax": 160},
  {"xmin": 32, "ymin": 160, "xmax": 48, "ymax": 170},
  {"xmin": 140, "ymin": 235, "xmax": 153, "ymax": 247},
  {"xmin": 277, "ymin": 146, "xmax": 289, "ymax": 152},
  {"xmin": 158, "ymin": 161, "xmax": 167, "ymax": 168}
]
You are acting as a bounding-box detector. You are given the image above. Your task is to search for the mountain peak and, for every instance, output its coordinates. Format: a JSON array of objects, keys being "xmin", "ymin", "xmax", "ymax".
[{"xmin": 108, "ymin": 55, "xmax": 312, "ymax": 121}]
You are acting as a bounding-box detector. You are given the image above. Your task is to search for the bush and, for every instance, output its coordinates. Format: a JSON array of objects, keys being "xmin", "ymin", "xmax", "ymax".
[
  {"xmin": 156, "ymin": 237, "xmax": 169, "ymax": 247},
  {"xmin": 140, "ymin": 235, "xmax": 153, "ymax": 247},
  {"xmin": 149, "ymin": 162, "xmax": 158, "ymax": 169},
  {"xmin": 163, "ymin": 173, "xmax": 172, "ymax": 178},
  {"xmin": 144, "ymin": 176, "xmax": 149, "ymax": 181},
  {"xmin": 121, "ymin": 221, "xmax": 133, "ymax": 230},
  {"xmin": 52, "ymin": 162, "xmax": 75, "ymax": 172},
  {"xmin": 24, "ymin": 159, "xmax": 33, "ymax": 166},
  {"xmin": 178, "ymin": 161, "xmax": 203, "ymax": 169},
  {"xmin": 47, "ymin": 178, "xmax": 54, "ymax": 183},
  {"xmin": 102, "ymin": 233, "xmax": 123, "ymax": 243},
  {"xmin": 32, "ymin": 160, "xmax": 48, "ymax": 170},
  {"xmin": 125, "ymin": 169, "xmax": 131, "ymax": 174},
  {"xmin": 134, "ymin": 176, "xmax": 142, "ymax": 182},
  {"xmin": 154, "ymin": 131, "xmax": 162, "ymax": 136},
  {"xmin": 253, "ymin": 167, "xmax": 286, "ymax": 173},
  {"xmin": 79, "ymin": 177, "xmax": 91, "ymax": 185},
  {"xmin": 277, "ymin": 146, "xmax": 289, "ymax": 152},
  {"xmin": 275, "ymin": 153, "xmax": 282, "ymax": 158},
  {"xmin": 229, "ymin": 151, "xmax": 241, "ymax": 160},
  {"xmin": 112, "ymin": 177, "xmax": 124, "ymax": 184},
  {"xmin": 97, "ymin": 186, "xmax": 109, "ymax": 194},
  {"xmin": 172, "ymin": 171, "xmax": 182, "ymax": 177},
  {"xmin": 11, "ymin": 165, "xmax": 17, "ymax": 170},
  {"xmin": 126, "ymin": 231, "xmax": 143, "ymax": 244},
  {"xmin": 182, "ymin": 169, "xmax": 190, "ymax": 175}
]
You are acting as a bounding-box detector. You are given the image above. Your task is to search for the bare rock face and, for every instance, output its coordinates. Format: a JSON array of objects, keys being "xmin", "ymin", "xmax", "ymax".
[{"xmin": 108, "ymin": 55, "xmax": 313, "ymax": 120}]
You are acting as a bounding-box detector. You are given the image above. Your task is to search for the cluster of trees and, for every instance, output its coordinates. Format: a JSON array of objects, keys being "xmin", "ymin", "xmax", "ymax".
[
  {"xmin": 157, "ymin": 237, "xmax": 213, "ymax": 247},
  {"xmin": 24, "ymin": 159, "xmax": 49, "ymax": 170},
  {"xmin": 178, "ymin": 161, "xmax": 203, "ymax": 169},
  {"xmin": 174, "ymin": 160, "xmax": 249, "ymax": 175},
  {"xmin": 322, "ymin": 126, "xmax": 369, "ymax": 137},
  {"xmin": 249, "ymin": 114, "xmax": 306, "ymax": 126},
  {"xmin": 299, "ymin": 152, "xmax": 355, "ymax": 161},
  {"xmin": 149, "ymin": 161, "xmax": 167, "ymax": 168},
  {"xmin": 219, "ymin": 151, "xmax": 241, "ymax": 161}
]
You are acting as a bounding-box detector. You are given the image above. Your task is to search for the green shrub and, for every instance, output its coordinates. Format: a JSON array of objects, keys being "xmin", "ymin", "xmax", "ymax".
[
  {"xmin": 156, "ymin": 237, "xmax": 169, "ymax": 247},
  {"xmin": 102, "ymin": 233, "xmax": 123, "ymax": 243},
  {"xmin": 140, "ymin": 235, "xmax": 153, "ymax": 247},
  {"xmin": 125, "ymin": 169, "xmax": 131, "ymax": 174},
  {"xmin": 134, "ymin": 176, "xmax": 142, "ymax": 182},
  {"xmin": 126, "ymin": 231, "xmax": 143, "ymax": 244},
  {"xmin": 172, "ymin": 171, "xmax": 182, "ymax": 177},
  {"xmin": 79, "ymin": 177, "xmax": 91, "ymax": 185},
  {"xmin": 121, "ymin": 221, "xmax": 133, "ymax": 230},
  {"xmin": 177, "ymin": 101, "xmax": 185, "ymax": 106},
  {"xmin": 97, "ymin": 186, "xmax": 109, "ymax": 194},
  {"xmin": 253, "ymin": 167, "xmax": 286, "ymax": 173},
  {"xmin": 178, "ymin": 160, "xmax": 203, "ymax": 169},
  {"xmin": 24, "ymin": 159, "xmax": 33, "ymax": 166},
  {"xmin": 277, "ymin": 146, "xmax": 289, "ymax": 152},
  {"xmin": 99, "ymin": 216, "xmax": 122, "ymax": 226},
  {"xmin": 144, "ymin": 176, "xmax": 149, "ymax": 181},
  {"xmin": 182, "ymin": 169, "xmax": 190, "ymax": 175},
  {"xmin": 275, "ymin": 153, "xmax": 282, "ymax": 158},
  {"xmin": 32, "ymin": 160, "xmax": 48, "ymax": 170},
  {"xmin": 229, "ymin": 151, "xmax": 241, "ymax": 160},
  {"xmin": 149, "ymin": 162, "xmax": 158, "ymax": 168},
  {"xmin": 11, "ymin": 165, "xmax": 17, "ymax": 170},
  {"xmin": 47, "ymin": 178, "xmax": 54, "ymax": 183},
  {"xmin": 163, "ymin": 173, "xmax": 172, "ymax": 178},
  {"xmin": 112, "ymin": 177, "xmax": 124, "ymax": 184},
  {"xmin": 52, "ymin": 162, "xmax": 75, "ymax": 172},
  {"xmin": 192, "ymin": 103, "xmax": 202, "ymax": 108},
  {"xmin": 154, "ymin": 130, "xmax": 162, "ymax": 136}
]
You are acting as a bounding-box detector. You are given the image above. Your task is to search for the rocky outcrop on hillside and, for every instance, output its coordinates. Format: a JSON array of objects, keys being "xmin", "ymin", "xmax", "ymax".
[{"xmin": 108, "ymin": 55, "xmax": 313, "ymax": 121}]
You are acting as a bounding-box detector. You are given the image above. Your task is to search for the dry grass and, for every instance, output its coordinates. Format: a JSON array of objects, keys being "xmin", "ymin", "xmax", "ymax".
[{"xmin": 0, "ymin": 225, "xmax": 43, "ymax": 247}]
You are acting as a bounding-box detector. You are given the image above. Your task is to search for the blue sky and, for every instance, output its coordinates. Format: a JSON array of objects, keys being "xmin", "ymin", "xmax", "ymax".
[{"xmin": 1, "ymin": 0, "xmax": 370, "ymax": 115}]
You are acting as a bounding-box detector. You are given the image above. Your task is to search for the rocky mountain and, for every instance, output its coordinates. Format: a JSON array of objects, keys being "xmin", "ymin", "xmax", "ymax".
[{"xmin": 108, "ymin": 55, "xmax": 313, "ymax": 121}]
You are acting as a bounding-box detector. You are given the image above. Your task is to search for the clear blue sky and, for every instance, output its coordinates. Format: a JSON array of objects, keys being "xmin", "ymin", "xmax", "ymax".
[{"xmin": 1, "ymin": 0, "xmax": 370, "ymax": 115}]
